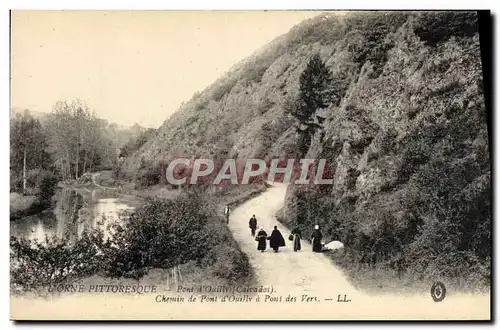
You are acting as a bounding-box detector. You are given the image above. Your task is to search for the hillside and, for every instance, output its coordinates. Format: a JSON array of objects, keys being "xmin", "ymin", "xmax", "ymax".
[{"xmin": 123, "ymin": 11, "xmax": 490, "ymax": 289}]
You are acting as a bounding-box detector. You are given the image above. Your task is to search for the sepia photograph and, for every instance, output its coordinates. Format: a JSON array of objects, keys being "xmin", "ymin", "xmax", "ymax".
[{"xmin": 9, "ymin": 9, "xmax": 492, "ymax": 320}]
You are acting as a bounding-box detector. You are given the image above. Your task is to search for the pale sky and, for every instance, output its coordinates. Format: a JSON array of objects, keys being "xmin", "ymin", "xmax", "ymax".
[{"xmin": 10, "ymin": 10, "xmax": 324, "ymax": 128}]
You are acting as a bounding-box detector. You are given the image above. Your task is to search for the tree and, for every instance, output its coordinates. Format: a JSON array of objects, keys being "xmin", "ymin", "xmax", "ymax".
[
  {"xmin": 10, "ymin": 110, "xmax": 51, "ymax": 194},
  {"xmin": 289, "ymin": 53, "xmax": 336, "ymax": 156},
  {"xmin": 44, "ymin": 100, "xmax": 111, "ymax": 180}
]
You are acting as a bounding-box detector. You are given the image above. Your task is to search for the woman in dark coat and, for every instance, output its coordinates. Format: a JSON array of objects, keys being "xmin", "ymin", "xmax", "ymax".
[
  {"xmin": 269, "ymin": 226, "xmax": 286, "ymax": 253},
  {"xmin": 256, "ymin": 227, "xmax": 268, "ymax": 252},
  {"xmin": 311, "ymin": 224, "xmax": 323, "ymax": 252},
  {"xmin": 291, "ymin": 227, "xmax": 302, "ymax": 252}
]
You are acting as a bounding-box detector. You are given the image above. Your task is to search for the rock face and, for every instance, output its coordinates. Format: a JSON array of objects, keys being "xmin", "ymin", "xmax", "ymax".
[{"xmin": 124, "ymin": 12, "xmax": 490, "ymax": 285}]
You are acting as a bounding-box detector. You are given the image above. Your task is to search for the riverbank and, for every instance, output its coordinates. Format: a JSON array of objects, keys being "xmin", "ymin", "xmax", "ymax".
[{"xmin": 10, "ymin": 174, "xmax": 269, "ymax": 298}]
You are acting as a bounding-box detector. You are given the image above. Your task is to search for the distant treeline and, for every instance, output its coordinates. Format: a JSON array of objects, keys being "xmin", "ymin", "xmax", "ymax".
[{"xmin": 10, "ymin": 100, "xmax": 155, "ymax": 194}]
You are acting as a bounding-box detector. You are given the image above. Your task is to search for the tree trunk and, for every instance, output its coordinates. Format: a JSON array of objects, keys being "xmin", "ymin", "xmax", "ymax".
[
  {"xmin": 83, "ymin": 156, "xmax": 87, "ymax": 176},
  {"xmin": 75, "ymin": 144, "xmax": 79, "ymax": 180},
  {"xmin": 22, "ymin": 148, "xmax": 27, "ymax": 195}
]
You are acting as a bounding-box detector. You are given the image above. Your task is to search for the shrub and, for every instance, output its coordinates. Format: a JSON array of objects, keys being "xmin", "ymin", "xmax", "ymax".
[
  {"xmin": 38, "ymin": 171, "xmax": 60, "ymax": 204},
  {"xmin": 135, "ymin": 160, "xmax": 162, "ymax": 188},
  {"xmin": 242, "ymin": 57, "xmax": 275, "ymax": 85},
  {"xmin": 11, "ymin": 192, "xmax": 253, "ymax": 291},
  {"xmin": 346, "ymin": 12, "xmax": 408, "ymax": 77},
  {"xmin": 10, "ymin": 231, "xmax": 104, "ymax": 291},
  {"xmin": 413, "ymin": 11, "xmax": 479, "ymax": 47},
  {"xmin": 101, "ymin": 194, "xmax": 216, "ymax": 278},
  {"xmin": 211, "ymin": 78, "xmax": 237, "ymax": 102},
  {"xmin": 10, "ymin": 174, "xmax": 23, "ymax": 193},
  {"xmin": 26, "ymin": 169, "xmax": 41, "ymax": 189}
]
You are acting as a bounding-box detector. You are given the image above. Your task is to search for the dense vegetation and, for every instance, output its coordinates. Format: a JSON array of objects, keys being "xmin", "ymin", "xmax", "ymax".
[
  {"xmin": 10, "ymin": 191, "xmax": 253, "ymax": 292},
  {"xmin": 11, "ymin": 11, "xmax": 490, "ymax": 293},
  {"xmin": 123, "ymin": 11, "xmax": 490, "ymax": 290},
  {"xmin": 10, "ymin": 104, "xmax": 154, "ymax": 188},
  {"xmin": 10, "ymin": 105, "xmax": 154, "ymax": 217}
]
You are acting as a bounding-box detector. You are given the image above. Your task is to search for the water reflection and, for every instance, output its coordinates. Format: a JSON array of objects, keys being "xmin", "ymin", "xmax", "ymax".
[{"xmin": 10, "ymin": 188, "xmax": 135, "ymax": 243}]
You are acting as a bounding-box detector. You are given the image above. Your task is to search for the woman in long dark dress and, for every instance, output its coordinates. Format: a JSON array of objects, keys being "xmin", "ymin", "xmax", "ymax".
[
  {"xmin": 311, "ymin": 224, "xmax": 323, "ymax": 252},
  {"xmin": 291, "ymin": 227, "xmax": 302, "ymax": 252},
  {"xmin": 269, "ymin": 226, "xmax": 286, "ymax": 253},
  {"xmin": 256, "ymin": 227, "xmax": 268, "ymax": 252}
]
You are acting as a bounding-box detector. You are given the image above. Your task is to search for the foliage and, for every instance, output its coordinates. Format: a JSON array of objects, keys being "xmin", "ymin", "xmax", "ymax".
[
  {"xmin": 11, "ymin": 193, "xmax": 253, "ymax": 291},
  {"xmin": 10, "ymin": 193, "xmax": 38, "ymax": 215},
  {"xmin": 10, "ymin": 110, "xmax": 51, "ymax": 174},
  {"xmin": 278, "ymin": 11, "xmax": 488, "ymax": 289},
  {"xmin": 119, "ymin": 128, "xmax": 156, "ymax": 158},
  {"xmin": 134, "ymin": 159, "xmax": 162, "ymax": 188},
  {"xmin": 288, "ymin": 53, "xmax": 336, "ymax": 156},
  {"xmin": 113, "ymin": 11, "xmax": 489, "ymax": 289},
  {"xmin": 10, "ymin": 232, "xmax": 103, "ymax": 290},
  {"xmin": 345, "ymin": 12, "xmax": 408, "ymax": 77},
  {"xmin": 44, "ymin": 100, "xmax": 105, "ymax": 180},
  {"xmin": 10, "ymin": 110, "xmax": 52, "ymax": 194},
  {"xmin": 412, "ymin": 11, "xmax": 479, "ymax": 47},
  {"xmin": 39, "ymin": 171, "xmax": 60, "ymax": 204},
  {"xmin": 211, "ymin": 78, "xmax": 238, "ymax": 102}
]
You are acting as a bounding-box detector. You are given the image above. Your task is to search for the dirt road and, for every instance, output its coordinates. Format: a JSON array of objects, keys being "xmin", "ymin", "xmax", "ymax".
[
  {"xmin": 229, "ymin": 182, "xmax": 360, "ymax": 300},
  {"xmin": 223, "ymin": 182, "xmax": 491, "ymax": 320}
]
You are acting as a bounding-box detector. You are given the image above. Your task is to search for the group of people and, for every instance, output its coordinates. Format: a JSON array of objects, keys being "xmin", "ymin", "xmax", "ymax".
[
  {"xmin": 248, "ymin": 214, "xmax": 324, "ymax": 253},
  {"xmin": 224, "ymin": 205, "xmax": 324, "ymax": 253}
]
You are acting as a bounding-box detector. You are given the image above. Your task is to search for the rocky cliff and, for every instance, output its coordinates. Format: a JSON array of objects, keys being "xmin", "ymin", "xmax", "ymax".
[{"xmin": 124, "ymin": 11, "xmax": 490, "ymax": 287}]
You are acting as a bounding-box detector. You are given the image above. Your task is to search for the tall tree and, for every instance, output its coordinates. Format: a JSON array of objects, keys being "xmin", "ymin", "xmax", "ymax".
[
  {"xmin": 45, "ymin": 99, "xmax": 110, "ymax": 180},
  {"xmin": 289, "ymin": 53, "xmax": 336, "ymax": 156},
  {"xmin": 10, "ymin": 110, "xmax": 50, "ymax": 194}
]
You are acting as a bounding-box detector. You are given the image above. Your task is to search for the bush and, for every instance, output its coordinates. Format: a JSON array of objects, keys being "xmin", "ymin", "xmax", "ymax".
[
  {"xmin": 211, "ymin": 78, "xmax": 237, "ymax": 102},
  {"xmin": 101, "ymin": 194, "xmax": 215, "ymax": 278},
  {"xmin": 10, "ymin": 231, "xmax": 103, "ymax": 291},
  {"xmin": 413, "ymin": 11, "xmax": 479, "ymax": 47},
  {"xmin": 10, "ymin": 174, "xmax": 23, "ymax": 193},
  {"xmin": 11, "ymin": 192, "xmax": 253, "ymax": 291},
  {"xmin": 26, "ymin": 169, "xmax": 41, "ymax": 189},
  {"xmin": 346, "ymin": 12, "xmax": 408, "ymax": 77},
  {"xmin": 38, "ymin": 171, "xmax": 60, "ymax": 204},
  {"xmin": 135, "ymin": 160, "xmax": 162, "ymax": 188},
  {"xmin": 203, "ymin": 243, "xmax": 252, "ymax": 283},
  {"xmin": 242, "ymin": 58, "xmax": 273, "ymax": 84}
]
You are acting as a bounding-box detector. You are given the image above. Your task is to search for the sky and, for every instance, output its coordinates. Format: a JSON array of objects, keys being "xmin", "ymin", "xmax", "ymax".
[{"xmin": 10, "ymin": 10, "xmax": 324, "ymax": 128}]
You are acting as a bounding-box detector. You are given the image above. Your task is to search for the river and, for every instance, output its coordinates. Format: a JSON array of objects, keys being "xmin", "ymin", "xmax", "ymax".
[{"xmin": 10, "ymin": 187, "xmax": 136, "ymax": 243}]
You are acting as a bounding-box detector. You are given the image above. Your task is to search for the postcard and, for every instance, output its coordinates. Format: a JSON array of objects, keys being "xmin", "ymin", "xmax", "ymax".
[{"xmin": 9, "ymin": 10, "xmax": 491, "ymax": 320}]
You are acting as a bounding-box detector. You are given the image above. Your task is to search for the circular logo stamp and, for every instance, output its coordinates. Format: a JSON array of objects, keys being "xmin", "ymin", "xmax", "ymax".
[{"xmin": 430, "ymin": 281, "xmax": 446, "ymax": 302}]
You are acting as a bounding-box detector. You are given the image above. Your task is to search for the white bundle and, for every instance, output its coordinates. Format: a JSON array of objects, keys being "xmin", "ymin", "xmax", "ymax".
[{"xmin": 323, "ymin": 240, "xmax": 344, "ymax": 251}]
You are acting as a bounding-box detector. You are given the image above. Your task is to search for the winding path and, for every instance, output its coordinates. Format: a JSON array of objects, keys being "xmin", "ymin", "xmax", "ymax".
[
  {"xmin": 229, "ymin": 183, "xmax": 360, "ymax": 300},
  {"xmin": 224, "ymin": 182, "xmax": 490, "ymax": 320}
]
